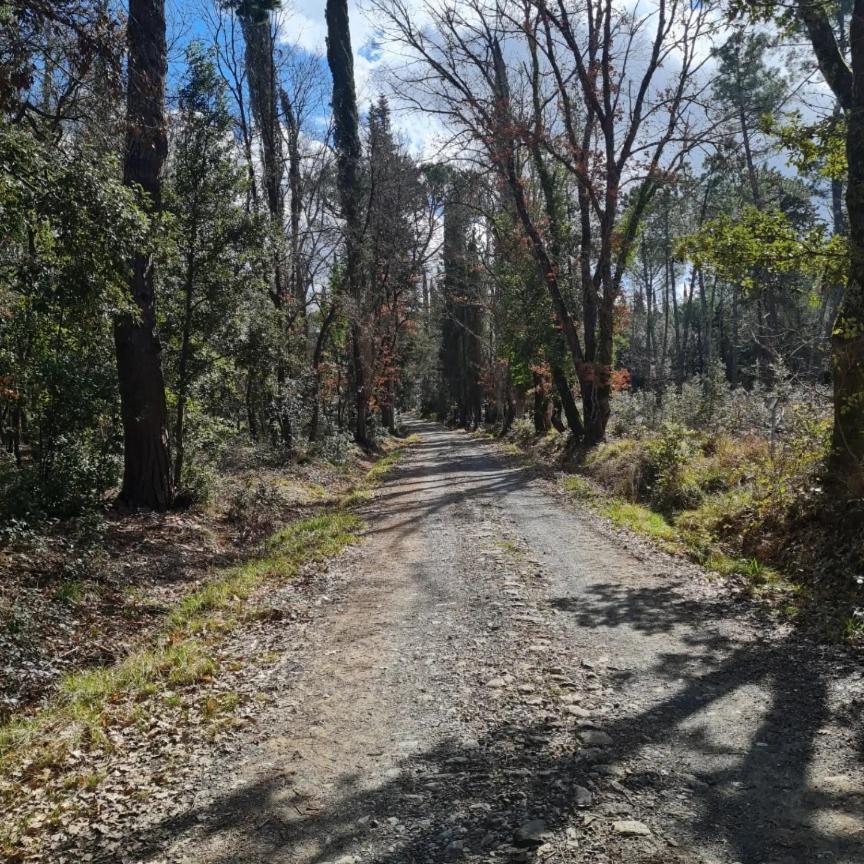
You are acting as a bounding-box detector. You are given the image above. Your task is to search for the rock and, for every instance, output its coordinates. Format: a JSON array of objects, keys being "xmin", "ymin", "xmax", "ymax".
[
  {"xmin": 573, "ymin": 785, "xmax": 594, "ymax": 807},
  {"xmin": 579, "ymin": 747, "xmax": 607, "ymax": 763},
  {"xmin": 599, "ymin": 801, "xmax": 633, "ymax": 816},
  {"xmin": 486, "ymin": 677, "xmax": 506, "ymax": 688},
  {"xmin": 579, "ymin": 729, "xmax": 613, "ymax": 747},
  {"xmin": 613, "ymin": 820, "xmax": 651, "ymax": 836},
  {"xmin": 513, "ymin": 819, "xmax": 548, "ymax": 847},
  {"xmin": 565, "ymin": 705, "xmax": 592, "ymax": 718},
  {"xmin": 517, "ymin": 683, "xmax": 536, "ymax": 694}
]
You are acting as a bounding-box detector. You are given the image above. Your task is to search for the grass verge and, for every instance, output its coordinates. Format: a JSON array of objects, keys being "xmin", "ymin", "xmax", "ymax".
[{"xmin": 0, "ymin": 439, "xmax": 412, "ymax": 803}]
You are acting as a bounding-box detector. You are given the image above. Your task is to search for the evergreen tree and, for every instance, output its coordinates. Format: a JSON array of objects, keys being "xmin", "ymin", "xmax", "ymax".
[{"xmin": 163, "ymin": 44, "xmax": 262, "ymax": 491}]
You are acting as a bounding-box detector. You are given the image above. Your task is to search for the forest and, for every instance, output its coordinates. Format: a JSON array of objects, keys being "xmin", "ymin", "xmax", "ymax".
[{"xmin": 1, "ymin": 1, "xmax": 864, "ymax": 862}]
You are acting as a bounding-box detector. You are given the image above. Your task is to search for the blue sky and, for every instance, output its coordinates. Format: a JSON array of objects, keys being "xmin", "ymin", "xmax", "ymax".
[{"xmin": 163, "ymin": 0, "xmax": 439, "ymax": 153}]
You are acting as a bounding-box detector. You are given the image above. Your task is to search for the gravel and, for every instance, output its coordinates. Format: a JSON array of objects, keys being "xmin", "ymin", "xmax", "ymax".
[{"xmin": 34, "ymin": 421, "xmax": 864, "ymax": 864}]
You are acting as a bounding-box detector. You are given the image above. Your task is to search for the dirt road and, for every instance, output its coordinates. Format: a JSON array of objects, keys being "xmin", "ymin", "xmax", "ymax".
[{"xmin": 129, "ymin": 421, "xmax": 863, "ymax": 864}]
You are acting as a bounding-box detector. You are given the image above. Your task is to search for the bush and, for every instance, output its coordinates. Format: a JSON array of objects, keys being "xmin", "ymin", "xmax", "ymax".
[
  {"xmin": 226, "ymin": 480, "xmax": 289, "ymax": 540},
  {"xmin": 0, "ymin": 431, "xmax": 120, "ymax": 523},
  {"xmin": 641, "ymin": 423, "xmax": 703, "ymax": 512},
  {"xmin": 609, "ymin": 364, "xmax": 830, "ymax": 440},
  {"xmin": 510, "ymin": 418, "xmax": 538, "ymax": 445},
  {"xmin": 310, "ymin": 429, "xmax": 355, "ymax": 464}
]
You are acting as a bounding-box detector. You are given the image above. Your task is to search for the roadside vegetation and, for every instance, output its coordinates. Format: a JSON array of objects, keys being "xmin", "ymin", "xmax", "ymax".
[
  {"xmin": 492, "ymin": 377, "xmax": 863, "ymax": 643},
  {"xmin": 3, "ymin": 0, "xmax": 864, "ymax": 855},
  {"xmin": 0, "ymin": 438, "xmax": 410, "ymax": 858}
]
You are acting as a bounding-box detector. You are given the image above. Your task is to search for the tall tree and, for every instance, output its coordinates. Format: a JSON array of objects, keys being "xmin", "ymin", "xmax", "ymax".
[
  {"xmin": 795, "ymin": 0, "xmax": 864, "ymax": 493},
  {"xmin": 734, "ymin": 0, "xmax": 864, "ymax": 493},
  {"xmin": 374, "ymin": 0, "xmax": 712, "ymax": 444},
  {"xmin": 326, "ymin": 0, "xmax": 369, "ymax": 446},
  {"xmin": 114, "ymin": 0, "xmax": 172, "ymax": 509},
  {"xmin": 237, "ymin": 3, "xmax": 285, "ymax": 306},
  {"xmin": 440, "ymin": 175, "xmax": 485, "ymax": 428},
  {"xmin": 164, "ymin": 44, "xmax": 260, "ymax": 489}
]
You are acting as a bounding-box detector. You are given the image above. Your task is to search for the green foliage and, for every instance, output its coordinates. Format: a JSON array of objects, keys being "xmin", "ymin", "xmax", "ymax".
[
  {"xmin": 161, "ymin": 43, "xmax": 268, "ymax": 491},
  {"xmin": 0, "ymin": 126, "xmax": 149, "ymax": 519},
  {"xmin": 680, "ymin": 206, "xmax": 846, "ymax": 290},
  {"xmin": 510, "ymin": 418, "xmax": 539, "ymax": 445},
  {"xmin": 642, "ymin": 423, "xmax": 703, "ymax": 512},
  {"xmin": 764, "ymin": 111, "xmax": 847, "ymax": 182}
]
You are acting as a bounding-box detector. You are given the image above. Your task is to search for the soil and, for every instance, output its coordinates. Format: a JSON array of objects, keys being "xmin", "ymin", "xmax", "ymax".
[{"xmin": 27, "ymin": 421, "xmax": 864, "ymax": 863}]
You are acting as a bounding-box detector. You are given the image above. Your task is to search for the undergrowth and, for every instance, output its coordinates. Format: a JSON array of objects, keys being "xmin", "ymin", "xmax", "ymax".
[
  {"xmin": 499, "ymin": 405, "xmax": 862, "ymax": 643},
  {"xmin": 0, "ymin": 440, "xmax": 410, "ymax": 796}
]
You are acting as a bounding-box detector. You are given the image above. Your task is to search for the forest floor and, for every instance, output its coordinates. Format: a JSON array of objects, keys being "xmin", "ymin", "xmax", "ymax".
[
  {"xmin": 4, "ymin": 420, "xmax": 864, "ymax": 863},
  {"xmin": 0, "ymin": 451, "xmax": 373, "ymax": 717}
]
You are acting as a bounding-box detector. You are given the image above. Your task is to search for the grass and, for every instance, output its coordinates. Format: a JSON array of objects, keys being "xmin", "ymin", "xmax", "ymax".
[
  {"xmin": 0, "ymin": 437, "xmax": 413, "ymax": 794},
  {"xmin": 494, "ymin": 537, "xmax": 524, "ymax": 559},
  {"xmin": 602, "ymin": 500, "xmax": 679, "ymax": 551},
  {"xmin": 568, "ymin": 483, "xmax": 786, "ymax": 584},
  {"xmin": 562, "ymin": 476, "xmax": 597, "ymax": 500},
  {"xmin": 492, "ymin": 420, "xmax": 859, "ymax": 642},
  {"xmin": 53, "ymin": 579, "xmax": 89, "ymax": 605}
]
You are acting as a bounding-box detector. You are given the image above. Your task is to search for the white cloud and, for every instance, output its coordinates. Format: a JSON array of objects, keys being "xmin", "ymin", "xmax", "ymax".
[{"xmin": 277, "ymin": 0, "xmax": 444, "ymax": 156}]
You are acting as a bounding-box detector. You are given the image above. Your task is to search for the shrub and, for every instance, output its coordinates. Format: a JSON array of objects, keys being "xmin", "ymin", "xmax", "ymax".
[
  {"xmin": 226, "ymin": 480, "xmax": 289, "ymax": 540},
  {"xmin": 0, "ymin": 431, "xmax": 120, "ymax": 523},
  {"xmin": 310, "ymin": 429, "xmax": 355, "ymax": 464},
  {"xmin": 511, "ymin": 418, "xmax": 539, "ymax": 445},
  {"xmin": 641, "ymin": 423, "xmax": 703, "ymax": 513}
]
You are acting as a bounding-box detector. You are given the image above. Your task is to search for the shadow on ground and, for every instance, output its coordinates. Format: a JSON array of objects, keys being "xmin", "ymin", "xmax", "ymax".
[
  {"xmin": 90, "ymin": 582, "xmax": 862, "ymax": 864},
  {"xmin": 69, "ymin": 424, "xmax": 864, "ymax": 864}
]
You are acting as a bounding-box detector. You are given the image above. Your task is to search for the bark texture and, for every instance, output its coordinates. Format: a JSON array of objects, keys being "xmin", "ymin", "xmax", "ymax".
[
  {"xmin": 326, "ymin": 0, "xmax": 369, "ymax": 446},
  {"xmin": 115, "ymin": 0, "xmax": 172, "ymax": 510},
  {"xmin": 798, "ymin": 0, "xmax": 864, "ymax": 494}
]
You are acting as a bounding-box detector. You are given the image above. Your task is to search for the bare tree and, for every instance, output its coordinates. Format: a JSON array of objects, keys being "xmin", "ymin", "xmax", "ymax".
[{"xmin": 372, "ymin": 0, "xmax": 713, "ymax": 442}]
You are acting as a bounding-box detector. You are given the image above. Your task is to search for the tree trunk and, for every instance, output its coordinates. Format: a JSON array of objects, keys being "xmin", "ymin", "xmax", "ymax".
[
  {"xmin": 830, "ymin": 86, "xmax": 864, "ymax": 492},
  {"xmin": 580, "ymin": 368, "xmax": 612, "ymax": 445},
  {"xmin": 280, "ymin": 88, "xmax": 305, "ymax": 326},
  {"xmin": 532, "ymin": 369, "xmax": 549, "ymax": 434},
  {"xmin": 308, "ymin": 302, "xmax": 337, "ymax": 443},
  {"xmin": 173, "ymin": 254, "xmax": 194, "ymax": 488},
  {"xmin": 115, "ymin": 0, "xmax": 172, "ymax": 511},
  {"xmin": 241, "ymin": 13, "xmax": 283, "ymax": 273},
  {"xmin": 326, "ymin": 0, "xmax": 368, "ymax": 447},
  {"xmin": 551, "ymin": 363, "xmax": 584, "ymax": 439},
  {"xmin": 795, "ymin": 0, "xmax": 864, "ymax": 492},
  {"xmin": 380, "ymin": 391, "xmax": 396, "ymax": 435}
]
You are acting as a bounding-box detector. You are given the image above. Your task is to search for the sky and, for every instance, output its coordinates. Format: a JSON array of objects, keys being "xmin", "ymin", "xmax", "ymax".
[{"xmin": 167, "ymin": 0, "xmax": 441, "ymax": 155}]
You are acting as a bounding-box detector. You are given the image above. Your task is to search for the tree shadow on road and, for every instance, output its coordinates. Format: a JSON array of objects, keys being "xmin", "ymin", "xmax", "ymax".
[{"xmin": 84, "ymin": 579, "xmax": 864, "ymax": 864}]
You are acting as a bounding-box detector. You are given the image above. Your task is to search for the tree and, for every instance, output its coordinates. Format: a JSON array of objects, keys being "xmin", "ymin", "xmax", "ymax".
[
  {"xmin": 439, "ymin": 174, "xmax": 486, "ymax": 428},
  {"xmin": 326, "ymin": 0, "xmax": 369, "ymax": 446},
  {"xmin": 373, "ymin": 0, "xmax": 712, "ymax": 444},
  {"xmin": 114, "ymin": 0, "xmax": 172, "ymax": 510},
  {"xmin": 792, "ymin": 0, "xmax": 864, "ymax": 494},
  {"xmin": 164, "ymin": 43, "xmax": 261, "ymax": 489}
]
